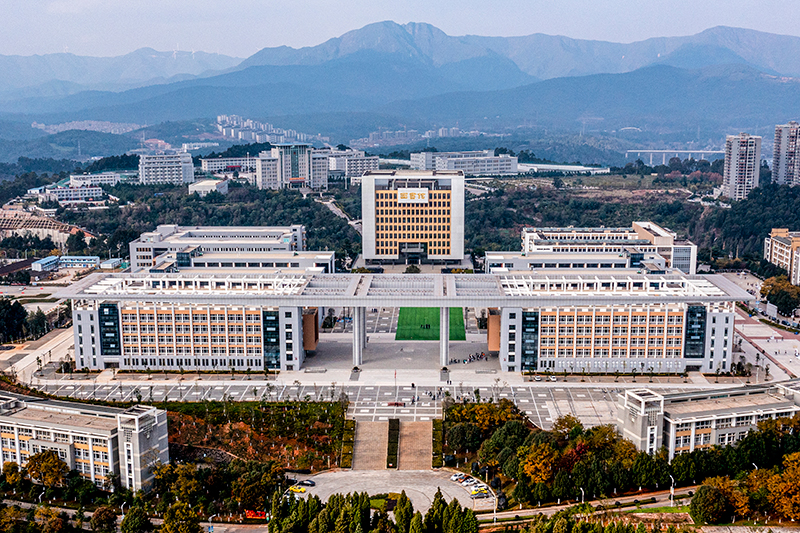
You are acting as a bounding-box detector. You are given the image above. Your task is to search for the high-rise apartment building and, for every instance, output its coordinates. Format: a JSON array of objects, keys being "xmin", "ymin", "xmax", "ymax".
[
  {"xmin": 254, "ymin": 144, "xmax": 328, "ymax": 190},
  {"xmin": 773, "ymin": 122, "xmax": 800, "ymax": 186},
  {"xmin": 764, "ymin": 228, "xmax": 800, "ymax": 285},
  {"xmin": 722, "ymin": 133, "xmax": 761, "ymax": 200},
  {"xmin": 361, "ymin": 170, "xmax": 465, "ymax": 264},
  {"xmin": 138, "ymin": 152, "xmax": 195, "ymax": 185}
]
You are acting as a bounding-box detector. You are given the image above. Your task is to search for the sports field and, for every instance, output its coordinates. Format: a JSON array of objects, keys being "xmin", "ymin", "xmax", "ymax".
[{"xmin": 395, "ymin": 308, "xmax": 466, "ymax": 341}]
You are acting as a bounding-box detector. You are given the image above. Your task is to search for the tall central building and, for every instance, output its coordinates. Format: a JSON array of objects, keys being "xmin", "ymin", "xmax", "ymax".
[
  {"xmin": 773, "ymin": 121, "xmax": 800, "ymax": 186},
  {"xmin": 361, "ymin": 170, "xmax": 465, "ymax": 264},
  {"xmin": 255, "ymin": 144, "xmax": 328, "ymax": 190},
  {"xmin": 722, "ymin": 133, "xmax": 761, "ymax": 200}
]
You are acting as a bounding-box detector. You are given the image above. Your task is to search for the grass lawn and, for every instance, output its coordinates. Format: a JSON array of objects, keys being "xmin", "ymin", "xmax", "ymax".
[
  {"xmin": 626, "ymin": 505, "xmax": 689, "ymax": 514},
  {"xmin": 395, "ymin": 308, "xmax": 466, "ymax": 341}
]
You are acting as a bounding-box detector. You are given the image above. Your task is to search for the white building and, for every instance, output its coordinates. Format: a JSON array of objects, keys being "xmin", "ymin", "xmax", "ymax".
[
  {"xmin": 722, "ymin": 133, "xmax": 761, "ymax": 200},
  {"xmin": 520, "ymin": 222, "xmax": 698, "ymax": 275},
  {"xmin": 200, "ymin": 156, "xmax": 259, "ymax": 174},
  {"xmin": 138, "ymin": 152, "xmax": 195, "ymax": 185},
  {"xmin": 45, "ymin": 186, "xmax": 106, "ymax": 204},
  {"xmin": 128, "ymin": 225, "xmax": 306, "ymax": 271},
  {"xmin": 254, "ymin": 144, "xmax": 328, "ymax": 190},
  {"xmin": 325, "ymin": 149, "xmax": 379, "ymax": 181},
  {"xmin": 147, "ymin": 249, "xmax": 335, "ymax": 275},
  {"xmin": 61, "ymin": 270, "xmax": 749, "ymax": 374},
  {"xmin": 189, "ymin": 179, "xmax": 229, "ymax": 197},
  {"xmin": 69, "ymin": 172, "xmax": 121, "ymax": 187},
  {"xmin": 411, "ymin": 150, "xmax": 518, "ymax": 175},
  {"xmin": 361, "ymin": 170, "xmax": 465, "ymax": 264},
  {"xmin": 0, "ymin": 394, "xmax": 168, "ymax": 492},
  {"xmin": 773, "ymin": 122, "xmax": 800, "ymax": 186}
]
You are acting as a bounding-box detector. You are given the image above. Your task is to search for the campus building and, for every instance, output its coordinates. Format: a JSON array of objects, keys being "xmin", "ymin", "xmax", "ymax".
[
  {"xmin": 138, "ymin": 152, "xmax": 195, "ymax": 185},
  {"xmin": 69, "ymin": 172, "xmax": 121, "ymax": 188},
  {"xmin": 517, "ymin": 222, "xmax": 697, "ymax": 274},
  {"xmin": 146, "ymin": 249, "xmax": 334, "ymax": 275},
  {"xmin": 323, "ymin": 148, "xmax": 379, "ymax": 181},
  {"xmin": 773, "ymin": 122, "xmax": 800, "ymax": 186},
  {"xmin": 62, "ymin": 270, "xmax": 748, "ymax": 374},
  {"xmin": 485, "ymin": 251, "xmax": 668, "ymax": 274},
  {"xmin": 32, "ymin": 255, "xmax": 100, "ymax": 272},
  {"xmin": 410, "ymin": 151, "xmax": 518, "ymax": 175},
  {"xmin": 764, "ymin": 228, "xmax": 800, "ymax": 285},
  {"xmin": 618, "ymin": 383, "xmax": 800, "ymax": 459},
  {"xmin": 0, "ymin": 394, "xmax": 168, "ymax": 491},
  {"xmin": 361, "ymin": 170, "xmax": 465, "ymax": 264},
  {"xmin": 722, "ymin": 133, "xmax": 762, "ymax": 200},
  {"xmin": 200, "ymin": 156, "xmax": 259, "ymax": 174},
  {"xmin": 188, "ymin": 179, "xmax": 229, "ymax": 197},
  {"xmin": 255, "ymin": 144, "xmax": 328, "ymax": 190},
  {"xmin": 128, "ymin": 225, "xmax": 307, "ymax": 272}
]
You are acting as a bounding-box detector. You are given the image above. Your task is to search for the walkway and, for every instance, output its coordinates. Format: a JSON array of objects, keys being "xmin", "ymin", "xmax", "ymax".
[
  {"xmin": 351, "ymin": 421, "xmax": 388, "ymax": 470},
  {"xmin": 398, "ymin": 421, "xmax": 432, "ymax": 470}
]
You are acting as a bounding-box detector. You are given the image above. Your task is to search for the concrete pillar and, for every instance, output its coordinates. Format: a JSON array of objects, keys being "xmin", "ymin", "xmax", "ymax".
[
  {"xmin": 352, "ymin": 307, "xmax": 363, "ymax": 367},
  {"xmin": 360, "ymin": 307, "xmax": 367, "ymax": 348},
  {"xmin": 440, "ymin": 307, "xmax": 450, "ymax": 367}
]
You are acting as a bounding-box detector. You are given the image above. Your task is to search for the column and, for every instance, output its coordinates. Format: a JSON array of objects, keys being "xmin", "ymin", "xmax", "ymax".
[
  {"xmin": 360, "ymin": 308, "xmax": 367, "ymax": 349},
  {"xmin": 440, "ymin": 307, "xmax": 450, "ymax": 367},
  {"xmin": 352, "ymin": 308, "xmax": 363, "ymax": 367}
]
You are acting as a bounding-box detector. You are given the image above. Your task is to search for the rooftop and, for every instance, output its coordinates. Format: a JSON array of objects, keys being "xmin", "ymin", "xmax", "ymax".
[{"xmin": 665, "ymin": 391, "xmax": 798, "ymax": 420}]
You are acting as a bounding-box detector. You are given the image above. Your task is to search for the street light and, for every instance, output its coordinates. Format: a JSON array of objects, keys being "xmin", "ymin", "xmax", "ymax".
[
  {"xmin": 580, "ymin": 487, "xmax": 585, "ymax": 504},
  {"xmin": 669, "ymin": 475, "xmax": 675, "ymax": 507}
]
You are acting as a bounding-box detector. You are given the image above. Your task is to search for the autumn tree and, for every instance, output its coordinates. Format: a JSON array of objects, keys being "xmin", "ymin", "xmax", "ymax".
[
  {"xmin": 26, "ymin": 450, "xmax": 68, "ymax": 488},
  {"xmin": 769, "ymin": 451, "xmax": 800, "ymax": 520},
  {"xmin": 91, "ymin": 506, "xmax": 118, "ymax": 533},
  {"xmin": 161, "ymin": 502, "xmax": 201, "ymax": 533},
  {"xmin": 520, "ymin": 443, "xmax": 558, "ymax": 484},
  {"xmin": 703, "ymin": 476, "xmax": 749, "ymax": 518},
  {"xmin": 689, "ymin": 485, "xmax": 730, "ymax": 525},
  {"xmin": 3, "ymin": 461, "xmax": 23, "ymax": 486}
]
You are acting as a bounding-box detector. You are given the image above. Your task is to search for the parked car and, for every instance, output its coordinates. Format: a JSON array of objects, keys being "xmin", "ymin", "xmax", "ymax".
[
  {"xmin": 549, "ymin": 375, "xmax": 558, "ymax": 382},
  {"xmin": 450, "ymin": 473, "xmax": 465, "ymax": 481},
  {"xmin": 534, "ymin": 375, "xmax": 542, "ymax": 382},
  {"xmin": 289, "ymin": 486, "xmax": 306, "ymax": 493},
  {"xmin": 298, "ymin": 480, "xmax": 316, "ymax": 487}
]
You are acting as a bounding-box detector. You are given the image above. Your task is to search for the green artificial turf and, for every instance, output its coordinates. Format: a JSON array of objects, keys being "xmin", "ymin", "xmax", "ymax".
[{"xmin": 395, "ymin": 308, "xmax": 466, "ymax": 341}]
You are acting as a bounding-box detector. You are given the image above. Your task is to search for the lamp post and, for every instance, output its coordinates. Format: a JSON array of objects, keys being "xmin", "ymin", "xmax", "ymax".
[
  {"xmin": 121, "ymin": 502, "xmax": 126, "ymax": 520},
  {"xmin": 580, "ymin": 487, "xmax": 584, "ymax": 504},
  {"xmin": 669, "ymin": 475, "xmax": 675, "ymax": 507}
]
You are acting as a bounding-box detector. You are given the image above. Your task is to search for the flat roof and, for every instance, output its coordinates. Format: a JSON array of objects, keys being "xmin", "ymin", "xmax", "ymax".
[
  {"xmin": 665, "ymin": 392, "xmax": 798, "ymax": 420},
  {"xmin": 59, "ymin": 271, "xmax": 752, "ymax": 307}
]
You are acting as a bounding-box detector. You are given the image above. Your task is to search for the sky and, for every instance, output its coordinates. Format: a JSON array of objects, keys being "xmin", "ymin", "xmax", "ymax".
[{"xmin": 2, "ymin": 0, "xmax": 800, "ymax": 58}]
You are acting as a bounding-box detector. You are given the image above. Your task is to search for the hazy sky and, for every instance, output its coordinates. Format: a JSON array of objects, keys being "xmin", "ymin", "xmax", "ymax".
[{"xmin": 2, "ymin": 0, "xmax": 800, "ymax": 57}]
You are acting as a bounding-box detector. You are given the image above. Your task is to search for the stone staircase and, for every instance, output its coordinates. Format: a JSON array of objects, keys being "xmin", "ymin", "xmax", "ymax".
[
  {"xmin": 398, "ymin": 421, "xmax": 432, "ymax": 470},
  {"xmin": 351, "ymin": 421, "xmax": 388, "ymax": 470}
]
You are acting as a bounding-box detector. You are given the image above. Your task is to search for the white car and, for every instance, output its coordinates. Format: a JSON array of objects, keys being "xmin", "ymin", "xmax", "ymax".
[
  {"xmin": 549, "ymin": 375, "xmax": 558, "ymax": 382},
  {"xmin": 450, "ymin": 473, "xmax": 465, "ymax": 481},
  {"xmin": 462, "ymin": 479, "xmax": 478, "ymax": 487}
]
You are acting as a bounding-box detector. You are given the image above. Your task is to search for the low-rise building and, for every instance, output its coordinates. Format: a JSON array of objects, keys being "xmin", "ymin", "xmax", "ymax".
[
  {"xmin": 764, "ymin": 228, "xmax": 800, "ymax": 285},
  {"xmin": 47, "ymin": 186, "xmax": 106, "ymax": 204},
  {"xmin": 411, "ymin": 150, "xmax": 518, "ymax": 175},
  {"xmin": 69, "ymin": 172, "xmax": 121, "ymax": 188},
  {"xmin": 0, "ymin": 394, "xmax": 168, "ymax": 491},
  {"xmin": 148, "ymin": 249, "xmax": 335, "ymax": 274},
  {"xmin": 32, "ymin": 255, "xmax": 100, "ymax": 271},
  {"xmin": 619, "ymin": 383, "xmax": 800, "ymax": 459},
  {"xmin": 189, "ymin": 180, "xmax": 229, "ymax": 197},
  {"xmin": 128, "ymin": 225, "xmax": 307, "ymax": 272},
  {"xmin": 485, "ymin": 250, "xmax": 667, "ymax": 274},
  {"xmin": 200, "ymin": 157, "xmax": 258, "ymax": 174},
  {"xmin": 521, "ymin": 222, "xmax": 697, "ymax": 275}
]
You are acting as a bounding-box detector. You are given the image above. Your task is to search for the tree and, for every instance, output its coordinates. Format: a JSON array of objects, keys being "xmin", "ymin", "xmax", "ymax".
[
  {"xmin": 26, "ymin": 450, "xmax": 68, "ymax": 488},
  {"xmin": 91, "ymin": 506, "xmax": 118, "ymax": 533},
  {"xmin": 0, "ymin": 506, "xmax": 26, "ymax": 531},
  {"xmin": 27, "ymin": 308, "xmax": 48, "ymax": 339},
  {"xmin": 66, "ymin": 230, "xmax": 86, "ymax": 253},
  {"xmin": 769, "ymin": 451, "xmax": 800, "ymax": 520},
  {"xmin": 3, "ymin": 461, "xmax": 22, "ymax": 486},
  {"xmin": 161, "ymin": 502, "xmax": 201, "ymax": 533},
  {"xmin": 404, "ymin": 264, "xmax": 421, "ymax": 274},
  {"xmin": 689, "ymin": 485, "xmax": 730, "ymax": 525},
  {"xmin": 408, "ymin": 512, "xmax": 423, "ymax": 533},
  {"xmin": 0, "ymin": 298, "xmax": 27, "ymax": 342},
  {"xmin": 121, "ymin": 507, "xmax": 154, "ymax": 533},
  {"xmin": 520, "ymin": 443, "xmax": 558, "ymax": 484}
]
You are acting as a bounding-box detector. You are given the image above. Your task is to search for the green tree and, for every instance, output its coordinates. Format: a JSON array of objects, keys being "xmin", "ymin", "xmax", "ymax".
[
  {"xmin": 161, "ymin": 502, "xmax": 201, "ymax": 533},
  {"xmin": 0, "ymin": 298, "xmax": 27, "ymax": 342},
  {"xmin": 66, "ymin": 230, "xmax": 86, "ymax": 253},
  {"xmin": 689, "ymin": 485, "xmax": 730, "ymax": 525},
  {"xmin": 394, "ymin": 491, "xmax": 413, "ymax": 533},
  {"xmin": 408, "ymin": 512, "xmax": 423, "ymax": 533},
  {"xmin": 90, "ymin": 506, "xmax": 118, "ymax": 533},
  {"xmin": 121, "ymin": 507, "xmax": 153, "ymax": 533},
  {"xmin": 26, "ymin": 308, "xmax": 48, "ymax": 339}
]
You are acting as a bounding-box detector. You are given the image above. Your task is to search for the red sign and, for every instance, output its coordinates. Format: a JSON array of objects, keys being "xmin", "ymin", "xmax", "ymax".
[{"xmin": 245, "ymin": 510, "xmax": 268, "ymax": 520}]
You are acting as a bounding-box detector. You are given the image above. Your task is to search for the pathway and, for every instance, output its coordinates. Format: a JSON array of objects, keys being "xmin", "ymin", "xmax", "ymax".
[
  {"xmin": 351, "ymin": 421, "xmax": 388, "ymax": 470},
  {"xmin": 398, "ymin": 421, "xmax": 432, "ymax": 470}
]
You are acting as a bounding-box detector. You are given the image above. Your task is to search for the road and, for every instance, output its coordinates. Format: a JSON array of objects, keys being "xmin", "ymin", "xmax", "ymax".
[{"xmin": 316, "ymin": 198, "xmax": 362, "ymax": 235}]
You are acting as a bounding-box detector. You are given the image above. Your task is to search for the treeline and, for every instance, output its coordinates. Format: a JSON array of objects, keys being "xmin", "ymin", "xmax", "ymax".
[
  {"xmin": 695, "ymin": 183, "xmax": 800, "ymax": 256},
  {"xmin": 444, "ymin": 399, "xmax": 800, "ymax": 523},
  {"xmin": 268, "ymin": 490, "xmax": 478, "ymax": 533},
  {"xmin": 611, "ymin": 157, "xmax": 724, "ymax": 177},
  {"xmin": 761, "ymin": 275, "xmax": 800, "ymax": 316},
  {"xmin": 82, "ymin": 153, "xmax": 139, "ymax": 173},
  {"xmin": 195, "ymin": 142, "xmax": 274, "ymax": 164},
  {"xmin": 0, "ymin": 157, "xmax": 79, "ymax": 180}
]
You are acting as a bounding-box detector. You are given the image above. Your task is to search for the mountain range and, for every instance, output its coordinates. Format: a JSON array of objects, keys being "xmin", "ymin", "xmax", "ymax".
[{"xmin": 2, "ymin": 21, "xmax": 800, "ymax": 152}]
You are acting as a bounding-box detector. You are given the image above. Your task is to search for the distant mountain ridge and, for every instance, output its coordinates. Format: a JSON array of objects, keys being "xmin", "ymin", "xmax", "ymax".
[{"xmin": 239, "ymin": 22, "xmax": 800, "ymax": 79}]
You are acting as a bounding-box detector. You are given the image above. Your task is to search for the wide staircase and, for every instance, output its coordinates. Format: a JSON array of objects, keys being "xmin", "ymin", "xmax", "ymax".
[
  {"xmin": 351, "ymin": 421, "xmax": 389, "ymax": 470},
  {"xmin": 398, "ymin": 421, "xmax": 432, "ymax": 470}
]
